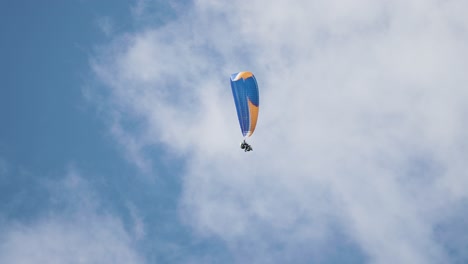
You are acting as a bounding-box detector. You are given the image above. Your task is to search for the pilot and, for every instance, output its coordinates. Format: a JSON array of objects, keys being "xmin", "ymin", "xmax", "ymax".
[{"xmin": 240, "ymin": 140, "xmax": 253, "ymax": 152}]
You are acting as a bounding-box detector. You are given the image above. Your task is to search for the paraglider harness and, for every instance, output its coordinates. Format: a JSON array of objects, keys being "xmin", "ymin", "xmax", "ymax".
[{"xmin": 240, "ymin": 140, "xmax": 253, "ymax": 152}]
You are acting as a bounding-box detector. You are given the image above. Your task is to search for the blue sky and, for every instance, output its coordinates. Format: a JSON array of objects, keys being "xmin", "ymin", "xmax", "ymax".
[
  {"xmin": 0, "ymin": 1, "xmax": 225, "ymax": 263},
  {"xmin": 2, "ymin": 0, "xmax": 468, "ymax": 263}
]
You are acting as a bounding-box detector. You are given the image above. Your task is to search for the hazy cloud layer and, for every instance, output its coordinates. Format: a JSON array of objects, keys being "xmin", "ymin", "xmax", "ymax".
[{"xmin": 92, "ymin": 0, "xmax": 468, "ymax": 263}]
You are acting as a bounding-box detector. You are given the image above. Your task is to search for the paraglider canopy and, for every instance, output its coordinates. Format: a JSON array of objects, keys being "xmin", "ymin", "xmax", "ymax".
[{"xmin": 230, "ymin": 71, "xmax": 259, "ymax": 138}]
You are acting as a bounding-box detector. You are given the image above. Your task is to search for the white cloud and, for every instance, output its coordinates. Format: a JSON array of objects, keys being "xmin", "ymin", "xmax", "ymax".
[
  {"xmin": 126, "ymin": 202, "xmax": 146, "ymax": 241},
  {"xmin": 92, "ymin": 0, "xmax": 468, "ymax": 263},
  {"xmin": 0, "ymin": 214, "xmax": 144, "ymax": 264},
  {"xmin": 0, "ymin": 168, "xmax": 145, "ymax": 264}
]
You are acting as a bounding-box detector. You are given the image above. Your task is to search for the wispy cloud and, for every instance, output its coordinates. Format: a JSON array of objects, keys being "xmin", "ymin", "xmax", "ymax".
[
  {"xmin": 97, "ymin": 16, "xmax": 115, "ymax": 37},
  {"xmin": 0, "ymin": 167, "xmax": 145, "ymax": 264},
  {"xmin": 91, "ymin": 0, "xmax": 468, "ymax": 263},
  {"xmin": 0, "ymin": 214, "xmax": 144, "ymax": 264}
]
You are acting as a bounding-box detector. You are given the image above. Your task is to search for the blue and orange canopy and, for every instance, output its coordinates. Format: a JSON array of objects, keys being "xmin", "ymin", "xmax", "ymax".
[{"xmin": 230, "ymin": 71, "xmax": 259, "ymax": 137}]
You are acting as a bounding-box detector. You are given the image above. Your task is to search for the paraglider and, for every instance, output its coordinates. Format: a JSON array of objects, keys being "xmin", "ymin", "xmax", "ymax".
[{"xmin": 230, "ymin": 71, "xmax": 259, "ymax": 152}]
